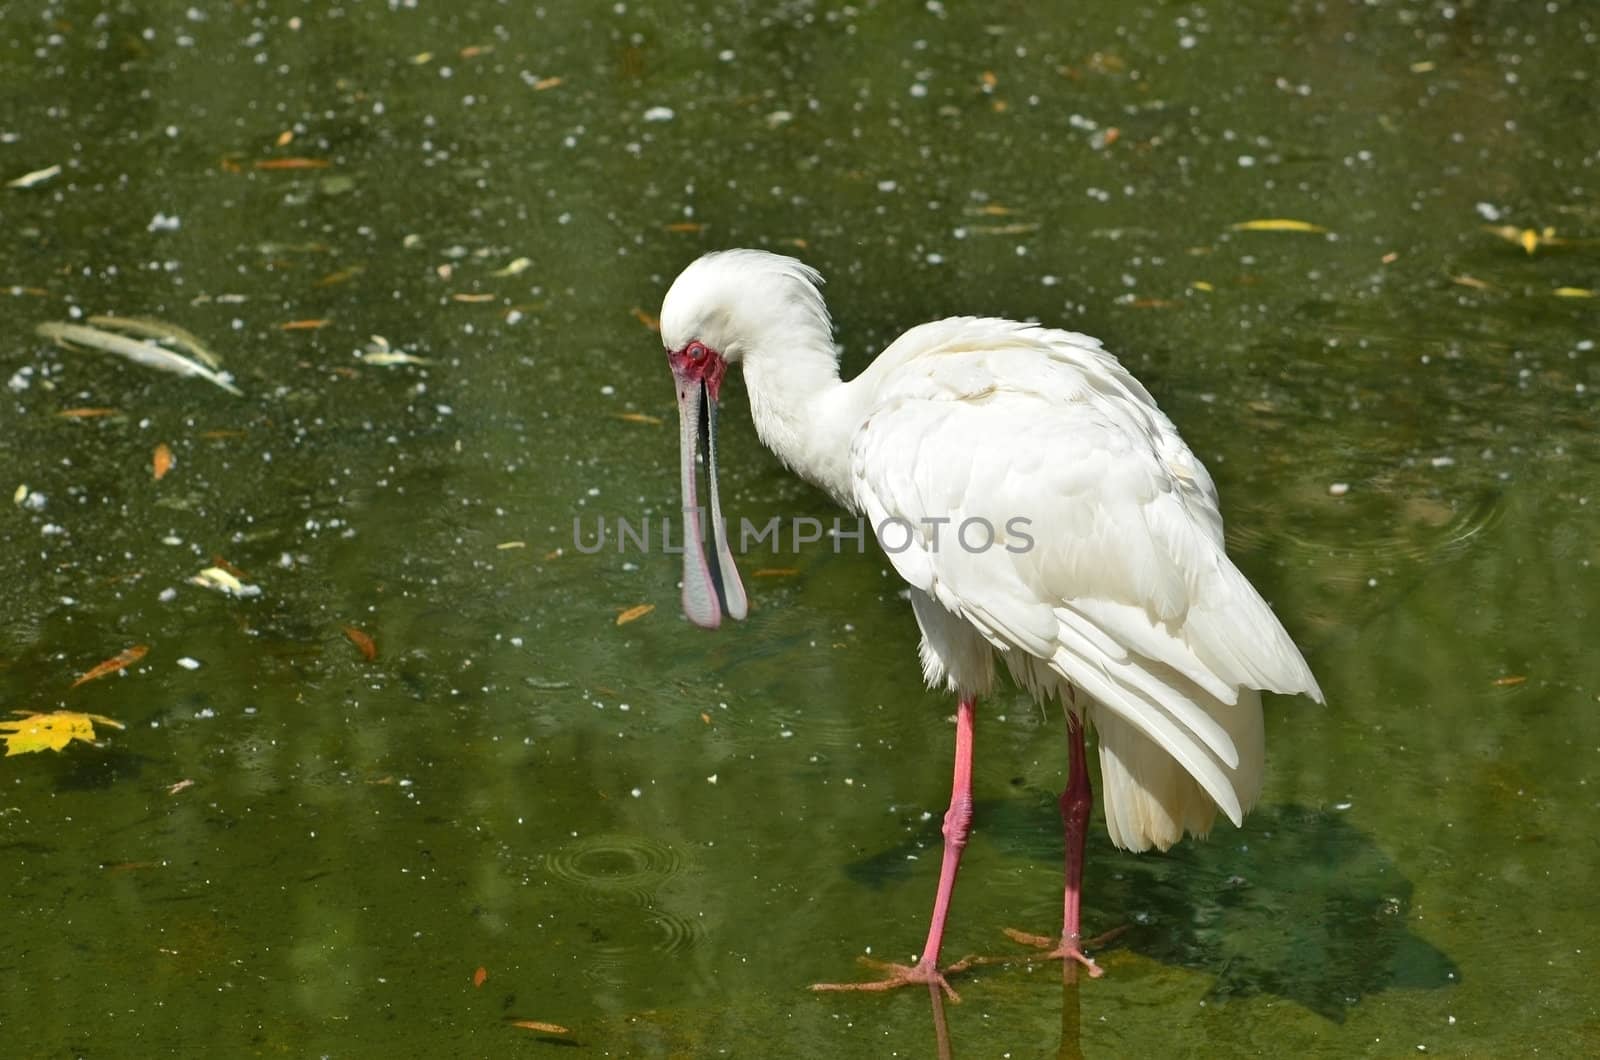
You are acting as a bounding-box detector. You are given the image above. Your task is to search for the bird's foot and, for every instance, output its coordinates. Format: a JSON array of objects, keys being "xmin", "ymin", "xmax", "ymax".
[
  {"xmin": 998, "ymin": 925, "xmax": 1129, "ymax": 978},
  {"xmin": 810, "ymin": 954, "xmax": 976, "ymax": 1003}
]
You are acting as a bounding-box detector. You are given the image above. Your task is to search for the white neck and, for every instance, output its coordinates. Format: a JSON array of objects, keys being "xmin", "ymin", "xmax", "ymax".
[{"xmin": 739, "ymin": 332, "xmax": 867, "ymax": 510}]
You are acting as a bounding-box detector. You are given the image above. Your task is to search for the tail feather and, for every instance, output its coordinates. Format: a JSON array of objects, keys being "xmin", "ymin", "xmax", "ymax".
[{"xmin": 1092, "ymin": 687, "xmax": 1263, "ymax": 852}]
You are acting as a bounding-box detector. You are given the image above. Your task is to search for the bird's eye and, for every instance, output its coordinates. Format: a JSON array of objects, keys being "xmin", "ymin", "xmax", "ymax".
[{"xmin": 687, "ymin": 342, "xmax": 708, "ymax": 361}]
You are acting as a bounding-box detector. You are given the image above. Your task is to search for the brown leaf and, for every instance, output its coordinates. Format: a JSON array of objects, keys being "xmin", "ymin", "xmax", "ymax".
[
  {"xmin": 614, "ymin": 411, "xmax": 663, "ymax": 425},
  {"xmin": 152, "ymin": 443, "xmax": 174, "ymax": 481},
  {"xmin": 254, "ymin": 157, "xmax": 331, "ymax": 170},
  {"xmin": 315, "ymin": 266, "xmax": 365, "ymax": 287},
  {"xmin": 451, "ymin": 293, "xmax": 496, "ymax": 303},
  {"xmin": 71, "ymin": 645, "xmax": 149, "ymax": 688},
  {"xmin": 473, "ymin": 965, "xmax": 488, "ymax": 988},
  {"xmin": 274, "ymin": 130, "xmax": 294, "ymax": 147},
  {"xmin": 664, "ymin": 222, "xmax": 706, "ymax": 233},
  {"xmin": 752, "ymin": 568, "xmax": 799, "ymax": 577},
  {"xmin": 616, "ymin": 604, "xmax": 655, "ymax": 626},
  {"xmin": 280, "ymin": 319, "xmax": 329, "ymax": 330},
  {"xmin": 1492, "ymin": 675, "xmax": 1527, "ymax": 687},
  {"xmin": 532, "ymin": 76, "xmax": 563, "ymax": 91},
  {"xmin": 631, "ymin": 307, "xmax": 661, "ymax": 331},
  {"xmin": 508, "ymin": 1020, "xmax": 571, "ymax": 1035},
  {"xmin": 56, "ymin": 407, "xmax": 120, "ymax": 419},
  {"xmin": 343, "ymin": 626, "xmax": 378, "ymax": 662}
]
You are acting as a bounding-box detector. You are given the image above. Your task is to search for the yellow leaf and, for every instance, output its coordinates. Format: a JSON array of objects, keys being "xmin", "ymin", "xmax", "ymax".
[
  {"xmin": 616, "ymin": 603, "xmax": 654, "ymax": 626},
  {"xmin": 614, "ymin": 411, "xmax": 663, "ymax": 425},
  {"xmin": 1483, "ymin": 225, "xmax": 1560, "ymax": 254},
  {"xmin": 1189, "ymin": 281, "xmax": 1214, "ymax": 292},
  {"xmin": 1230, "ymin": 219, "xmax": 1328, "ymax": 234},
  {"xmin": 1, "ymin": 711, "xmax": 125, "ymax": 756},
  {"xmin": 1553, "ymin": 286, "xmax": 1595, "ymax": 299},
  {"xmin": 153, "ymin": 443, "xmax": 175, "ymax": 481}
]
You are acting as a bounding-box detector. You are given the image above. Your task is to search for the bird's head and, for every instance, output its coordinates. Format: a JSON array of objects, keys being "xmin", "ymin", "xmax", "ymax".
[{"xmin": 657, "ymin": 250, "xmax": 829, "ymax": 629}]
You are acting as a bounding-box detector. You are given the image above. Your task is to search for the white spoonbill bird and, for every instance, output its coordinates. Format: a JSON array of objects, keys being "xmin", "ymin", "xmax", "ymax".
[{"xmin": 658, "ymin": 249, "xmax": 1323, "ymax": 999}]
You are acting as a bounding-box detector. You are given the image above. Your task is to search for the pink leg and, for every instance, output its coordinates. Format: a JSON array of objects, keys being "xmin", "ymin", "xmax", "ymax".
[
  {"xmin": 1058, "ymin": 711, "xmax": 1102, "ymax": 976},
  {"xmin": 1003, "ymin": 708, "xmax": 1115, "ymax": 977},
  {"xmin": 812, "ymin": 696, "xmax": 977, "ymax": 1001}
]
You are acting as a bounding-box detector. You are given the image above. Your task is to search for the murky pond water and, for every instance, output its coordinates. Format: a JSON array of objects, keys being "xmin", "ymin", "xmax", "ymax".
[{"xmin": 3, "ymin": 1, "xmax": 1597, "ymax": 1056}]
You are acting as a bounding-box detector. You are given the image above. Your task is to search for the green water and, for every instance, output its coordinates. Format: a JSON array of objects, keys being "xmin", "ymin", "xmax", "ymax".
[{"xmin": 3, "ymin": 1, "xmax": 1597, "ymax": 1056}]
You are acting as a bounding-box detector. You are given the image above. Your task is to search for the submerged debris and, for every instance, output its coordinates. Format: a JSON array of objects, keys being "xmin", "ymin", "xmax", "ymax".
[{"xmin": 37, "ymin": 321, "xmax": 242, "ymax": 395}]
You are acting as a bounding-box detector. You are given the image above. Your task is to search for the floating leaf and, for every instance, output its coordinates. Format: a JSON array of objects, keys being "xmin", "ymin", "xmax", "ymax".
[
  {"xmin": 473, "ymin": 966, "xmax": 488, "ymax": 988},
  {"xmin": 508, "ymin": 1019, "xmax": 571, "ymax": 1035},
  {"xmin": 496, "ymin": 540, "xmax": 526, "ymax": 550},
  {"xmin": 631, "ymin": 307, "xmax": 661, "ymax": 331},
  {"xmin": 614, "ymin": 411, "xmax": 663, "ymax": 425},
  {"xmin": 1190, "ymin": 281, "xmax": 1214, "ymax": 292},
  {"xmin": 254, "ymin": 157, "xmax": 331, "ymax": 170},
  {"xmin": 1, "ymin": 710, "xmax": 125, "ymax": 756},
  {"xmin": 1230, "ymin": 219, "xmax": 1328, "ymax": 234},
  {"xmin": 1553, "ymin": 286, "xmax": 1595, "ymax": 299},
  {"xmin": 167, "ymin": 778, "xmax": 196, "ymax": 795},
  {"xmin": 343, "ymin": 625, "xmax": 378, "ymax": 662},
  {"xmin": 532, "ymin": 76, "xmax": 563, "ymax": 91},
  {"xmin": 491, "ymin": 257, "xmax": 531, "ymax": 277},
  {"xmin": 12, "ymin": 485, "xmax": 26, "ymax": 506},
  {"xmin": 1492, "ymin": 675, "xmax": 1527, "ymax": 687},
  {"xmin": 71, "ymin": 645, "xmax": 149, "ymax": 688},
  {"xmin": 86, "ymin": 315, "xmax": 222, "ymax": 367},
  {"xmin": 153, "ymin": 443, "xmax": 174, "ymax": 481},
  {"xmin": 752, "ymin": 568, "xmax": 799, "ymax": 577},
  {"xmin": 451, "ymin": 293, "xmax": 496, "ymax": 303},
  {"xmin": 1482, "ymin": 224, "xmax": 1561, "ymax": 254},
  {"xmin": 7, "ymin": 163, "xmax": 62, "ymax": 188},
  {"xmin": 37, "ymin": 322, "xmax": 242, "ymax": 395},
  {"xmin": 663, "ymin": 222, "xmax": 705, "ymax": 233},
  {"xmin": 56, "ymin": 407, "xmax": 120, "ymax": 419},
  {"xmin": 189, "ymin": 566, "xmax": 262, "ymax": 598},
  {"xmin": 280, "ymin": 319, "xmax": 329, "ymax": 330},
  {"xmin": 616, "ymin": 604, "xmax": 655, "ymax": 626},
  {"xmin": 359, "ymin": 350, "xmax": 431, "ymax": 366},
  {"xmin": 316, "ymin": 265, "xmax": 365, "ymax": 287},
  {"xmin": 1451, "ymin": 274, "xmax": 1492, "ymax": 290}
]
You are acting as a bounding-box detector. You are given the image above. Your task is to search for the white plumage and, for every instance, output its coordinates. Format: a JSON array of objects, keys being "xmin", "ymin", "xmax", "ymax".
[{"xmin": 658, "ymin": 248, "xmax": 1323, "ymax": 993}]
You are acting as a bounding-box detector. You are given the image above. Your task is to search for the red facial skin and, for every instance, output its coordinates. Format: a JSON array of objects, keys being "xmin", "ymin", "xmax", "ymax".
[{"xmin": 667, "ymin": 341, "xmax": 728, "ymax": 400}]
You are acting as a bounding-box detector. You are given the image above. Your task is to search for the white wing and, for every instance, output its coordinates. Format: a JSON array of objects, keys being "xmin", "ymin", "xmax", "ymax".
[{"xmin": 850, "ymin": 318, "xmax": 1322, "ymax": 849}]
